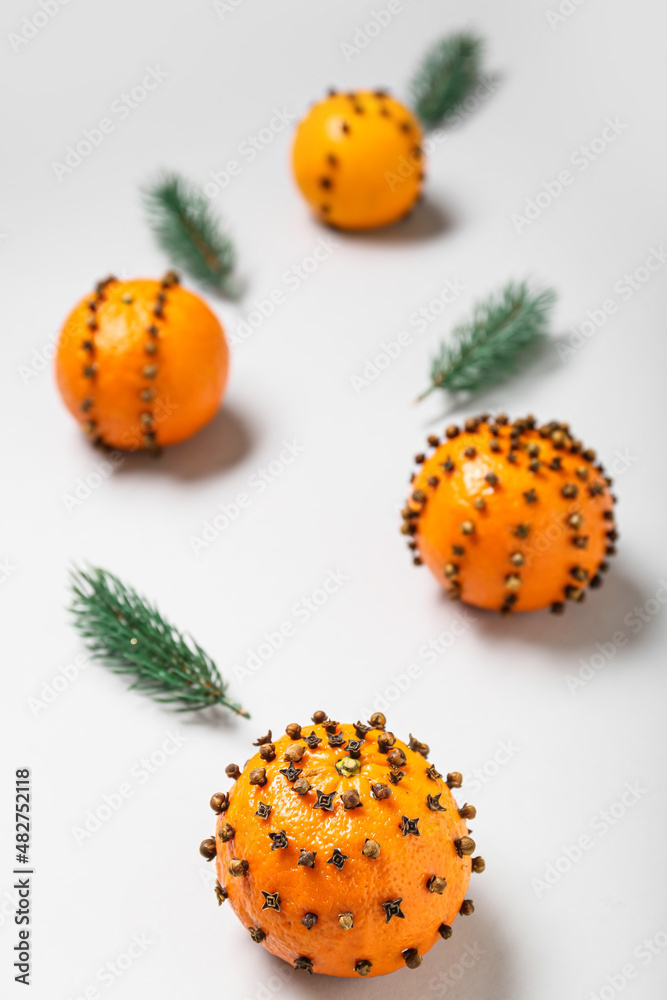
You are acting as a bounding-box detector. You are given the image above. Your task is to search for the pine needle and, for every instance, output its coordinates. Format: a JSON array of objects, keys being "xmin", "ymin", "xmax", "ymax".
[
  {"xmin": 143, "ymin": 171, "xmax": 237, "ymax": 297},
  {"xmin": 417, "ymin": 281, "xmax": 556, "ymax": 402},
  {"xmin": 69, "ymin": 566, "xmax": 249, "ymax": 717},
  {"xmin": 410, "ymin": 32, "xmax": 484, "ymax": 128}
]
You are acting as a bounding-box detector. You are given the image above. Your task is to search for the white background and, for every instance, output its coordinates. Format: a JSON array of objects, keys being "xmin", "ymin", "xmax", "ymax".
[{"xmin": 2, "ymin": 1, "xmax": 666, "ymax": 998}]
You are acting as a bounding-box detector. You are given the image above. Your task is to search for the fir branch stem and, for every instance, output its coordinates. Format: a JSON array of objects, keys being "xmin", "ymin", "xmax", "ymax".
[
  {"xmin": 185, "ymin": 218, "xmax": 224, "ymax": 273},
  {"xmin": 415, "ymin": 381, "xmax": 439, "ymax": 403},
  {"xmin": 69, "ymin": 566, "xmax": 249, "ymax": 717}
]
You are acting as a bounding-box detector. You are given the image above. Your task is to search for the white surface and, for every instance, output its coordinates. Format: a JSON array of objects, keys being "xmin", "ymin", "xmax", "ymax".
[{"xmin": 2, "ymin": 1, "xmax": 667, "ymax": 998}]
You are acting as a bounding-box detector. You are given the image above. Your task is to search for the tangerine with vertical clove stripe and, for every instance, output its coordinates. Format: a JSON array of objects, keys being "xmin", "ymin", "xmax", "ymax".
[
  {"xmin": 292, "ymin": 90, "xmax": 424, "ymax": 230},
  {"xmin": 203, "ymin": 715, "xmax": 481, "ymax": 977},
  {"xmin": 55, "ymin": 273, "xmax": 229, "ymax": 451}
]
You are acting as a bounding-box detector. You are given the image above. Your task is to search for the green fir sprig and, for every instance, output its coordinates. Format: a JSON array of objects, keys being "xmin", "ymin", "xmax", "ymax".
[
  {"xmin": 143, "ymin": 171, "xmax": 237, "ymax": 297},
  {"xmin": 417, "ymin": 281, "xmax": 556, "ymax": 402},
  {"xmin": 70, "ymin": 566, "xmax": 249, "ymax": 717},
  {"xmin": 410, "ymin": 32, "xmax": 484, "ymax": 128}
]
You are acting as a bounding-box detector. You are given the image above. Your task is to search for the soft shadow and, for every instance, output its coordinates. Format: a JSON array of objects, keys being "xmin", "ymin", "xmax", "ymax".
[
  {"xmin": 279, "ymin": 898, "xmax": 513, "ymax": 999},
  {"xmin": 337, "ymin": 194, "xmax": 457, "ymax": 245},
  {"xmin": 178, "ymin": 705, "xmax": 251, "ymax": 733},
  {"xmin": 471, "ymin": 564, "xmax": 653, "ymax": 655},
  {"xmin": 114, "ymin": 404, "xmax": 255, "ymax": 482}
]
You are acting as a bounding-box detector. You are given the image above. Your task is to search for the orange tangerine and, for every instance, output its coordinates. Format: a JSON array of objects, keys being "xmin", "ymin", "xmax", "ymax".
[
  {"xmin": 292, "ymin": 90, "xmax": 423, "ymax": 230},
  {"xmin": 201, "ymin": 714, "xmax": 481, "ymax": 977},
  {"xmin": 55, "ymin": 272, "xmax": 229, "ymax": 451}
]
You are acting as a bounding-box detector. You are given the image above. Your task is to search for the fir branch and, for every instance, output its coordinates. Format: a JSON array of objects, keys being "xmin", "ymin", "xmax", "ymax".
[
  {"xmin": 410, "ymin": 32, "xmax": 484, "ymax": 128},
  {"xmin": 417, "ymin": 281, "xmax": 556, "ymax": 402},
  {"xmin": 69, "ymin": 566, "xmax": 249, "ymax": 717},
  {"xmin": 143, "ymin": 171, "xmax": 237, "ymax": 297}
]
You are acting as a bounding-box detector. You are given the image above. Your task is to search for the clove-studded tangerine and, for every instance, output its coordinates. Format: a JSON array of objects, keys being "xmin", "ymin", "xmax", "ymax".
[
  {"xmin": 55, "ymin": 272, "xmax": 229, "ymax": 452},
  {"xmin": 202, "ymin": 714, "xmax": 481, "ymax": 978},
  {"xmin": 292, "ymin": 90, "xmax": 424, "ymax": 231},
  {"xmin": 402, "ymin": 414, "xmax": 617, "ymax": 613}
]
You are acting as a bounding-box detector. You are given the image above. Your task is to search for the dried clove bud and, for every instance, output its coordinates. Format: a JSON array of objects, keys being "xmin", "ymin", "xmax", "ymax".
[
  {"xmin": 284, "ymin": 744, "xmax": 305, "ymax": 763},
  {"xmin": 408, "ymin": 734, "xmax": 430, "ymax": 757},
  {"xmin": 293, "ymin": 776, "xmax": 311, "ymax": 795},
  {"xmin": 311, "ymin": 710, "xmax": 327, "ymax": 724},
  {"xmin": 428, "ymin": 875, "xmax": 447, "ymax": 894},
  {"xmin": 362, "ymin": 839, "xmax": 381, "ymax": 858},
  {"xmin": 301, "ymin": 913, "xmax": 317, "ymax": 930},
  {"xmin": 249, "ymin": 767, "xmax": 267, "ymax": 786},
  {"xmin": 455, "ymin": 836, "xmax": 476, "ymax": 856},
  {"xmin": 225, "ymin": 764, "xmax": 241, "ymax": 780},
  {"xmin": 355, "ymin": 960, "xmax": 372, "ymax": 976},
  {"xmin": 259, "ymin": 744, "xmax": 276, "ymax": 762},
  {"xmin": 403, "ymin": 948, "xmax": 422, "ymax": 969},
  {"xmin": 217, "ymin": 823, "xmax": 235, "ymax": 843},
  {"xmin": 446, "ymin": 772, "xmax": 462, "ymax": 788},
  {"xmin": 371, "ymin": 782, "xmax": 391, "ymax": 800},
  {"xmin": 338, "ymin": 912, "xmax": 354, "ymax": 930},
  {"xmin": 368, "ymin": 712, "xmax": 386, "ymax": 730},
  {"xmin": 209, "ymin": 792, "xmax": 228, "ymax": 813},
  {"xmin": 377, "ymin": 731, "xmax": 396, "ymax": 753},
  {"xmin": 460, "ymin": 899, "xmax": 475, "ymax": 916},
  {"xmin": 472, "ymin": 856, "xmax": 486, "ymax": 873},
  {"xmin": 387, "ymin": 748, "xmax": 406, "ymax": 767},
  {"xmin": 228, "ymin": 857, "xmax": 248, "ymax": 878},
  {"xmin": 285, "ymin": 723, "xmax": 301, "ymax": 739},
  {"xmin": 341, "ymin": 789, "xmax": 361, "ymax": 809},
  {"xmin": 459, "ymin": 803, "xmax": 476, "ymax": 819},
  {"xmin": 438, "ymin": 923, "xmax": 453, "ymax": 939},
  {"xmin": 199, "ymin": 838, "xmax": 216, "ymax": 861}
]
